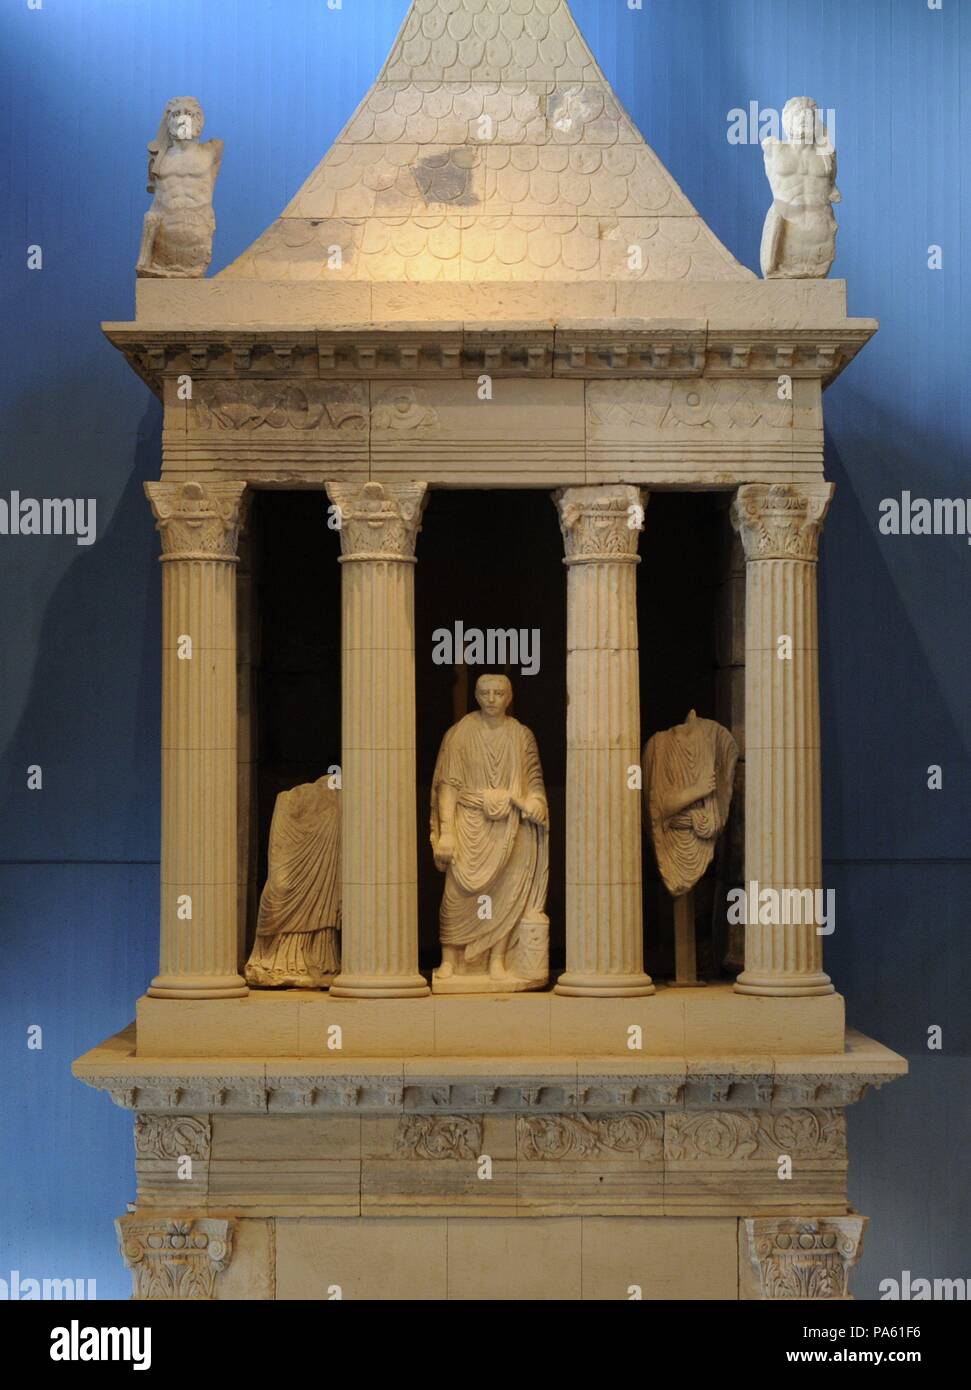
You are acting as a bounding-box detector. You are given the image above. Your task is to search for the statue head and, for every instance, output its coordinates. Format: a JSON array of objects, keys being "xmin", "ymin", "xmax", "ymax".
[
  {"xmin": 146, "ymin": 98, "xmax": 205, "ymax": 192},
  {"xmin": 164, "ymin": 97, "xmax": 204, "ymax": 142},
  {"xmin": 475, "ymin": 674, "xmax": 512, "ymax": 719},
  {"xmin": 782, "ymin": 96, "xmax": 822, "ymax": 146}
]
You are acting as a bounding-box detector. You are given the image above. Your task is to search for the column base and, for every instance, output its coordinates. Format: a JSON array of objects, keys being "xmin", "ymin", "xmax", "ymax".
[
  {"xmin": 148, "ymin": 973, "xmax": 249, "ymax": 1000},
  {"xmin": 554, "ymin": 971, "xmax": 655, "ymax": 998},
  {"xmin": 734, "ymin": 970, "xmax": 834, "ymax": 997},
  {"xmin": 330, "ymin": 972, "xmax": 430, "ymax": 999}
]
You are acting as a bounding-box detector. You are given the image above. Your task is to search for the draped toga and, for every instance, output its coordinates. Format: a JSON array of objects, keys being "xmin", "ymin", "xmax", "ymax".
[
  {"xmin": 245, "ymin": 778, "xmax": 341, "ymax": 987},
  {"xmin": 431, "ymin": 713, "xmax": 548, "ymax": 966},
  {"xmin": 645, "ymin": 717, "xmax": 738, "ymax": 899}
]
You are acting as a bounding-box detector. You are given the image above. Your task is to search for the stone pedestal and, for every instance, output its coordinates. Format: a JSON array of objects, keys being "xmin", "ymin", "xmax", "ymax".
[
  {"xmin": 75, "ymin": 1022, "xmax": 903, "ymax": 1301},
  {"xmin": 325, "ymin": 481, "xmax": 429, "ymax": 999},
  {"xmin": 144, "ymin": 481, "xmax": 248, "ymax": 999},
  {"xmin": 731, "ymin": 483, "xmax": 835, "ymax": 996},
  {"xmin": 554, "ymin": 486, "xmax": 654, "ymax": 998}
]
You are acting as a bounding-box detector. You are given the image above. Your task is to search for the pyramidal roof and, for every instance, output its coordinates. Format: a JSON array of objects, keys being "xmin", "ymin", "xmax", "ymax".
[{"xmin": 220, "ymin": 0, "xmax": 753, "ymax": 284}]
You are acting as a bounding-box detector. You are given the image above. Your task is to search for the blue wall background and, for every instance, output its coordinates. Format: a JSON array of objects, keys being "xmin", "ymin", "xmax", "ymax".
[{"xmin": 1, "ymin": 0, "xmax": 967, "ymax": 1300}]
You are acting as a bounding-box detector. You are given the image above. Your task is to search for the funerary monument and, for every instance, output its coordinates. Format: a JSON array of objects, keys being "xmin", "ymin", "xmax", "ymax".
[{"xmin": 75, "ymin": 0, "xmax": 904, "ymax": 1300}]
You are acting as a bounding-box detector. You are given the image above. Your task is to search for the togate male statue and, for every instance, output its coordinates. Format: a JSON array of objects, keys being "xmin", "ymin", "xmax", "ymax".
[
  {"xmin": 136, "ymin": 97, "xmax": 223, "ymax": 278},
  {"xmin": 760, "ymin": 96, "xmax": 840, "ymax": 280},
  {"xmin": 644, "ymin": 711, "xmax": 738, "ymax": 984},
  {"xmin": 431, "ymin": 674, "xmax": 550, "ymax": 993},
  {"xmin": 245, "ymin": 778, "xmax": 341, "ymax": 990}
]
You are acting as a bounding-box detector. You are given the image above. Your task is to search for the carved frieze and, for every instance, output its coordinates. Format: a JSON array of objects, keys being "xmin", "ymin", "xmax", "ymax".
[
  {"xmin": 731, "ymin": 482, "xmax": 834, "ymax": 561},
  {"xmin": 144, "ymin": 480, "xmax": 247, "ymax": 559},
  {"xmin": 394, "ymin": 1116, "xmax": 482, "ymax": 1160},
  {"xmin": 665, "ymin": 1108, "xmax": 846, "ymax": 1161},
  {"xmin": 116, "ymin": 1216, "xmax": 234, "ymax": 1301},
  {"xmin": 743, "ymin": 1216, "xmax": 867, "ymax": 1300},
  {"xmin": 371, "ymin": 386, "xmax": 440, "ymax": 435},
  {"xmin": 134, "ymin": 1114, "xmax": 211, "ymax": 1161},
  {"xmin": 588, "ymin": 378, "xmax": 794, "ymax": 435},
  {"xmin": 518, "ymin": 1113, "xmax": 663, "ymax": 1161},
  {"xmin": 191, "ymin": 381, "xmax": 367, "ymax": 433}
]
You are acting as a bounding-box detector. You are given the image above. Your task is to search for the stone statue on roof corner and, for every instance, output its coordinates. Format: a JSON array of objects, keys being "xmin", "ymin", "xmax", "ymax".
[
  {"xmin": 760, "ymin": 96, "xmax": 840, "ymax": 279},
  {"xmin": 136, "ymin": 97, "xmax": 223, "ymax": 279}
]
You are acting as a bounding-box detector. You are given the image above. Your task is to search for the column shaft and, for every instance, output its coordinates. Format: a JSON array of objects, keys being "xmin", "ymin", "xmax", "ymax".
[
  {"xmin": 145, "ymin": 480, "xmax": 248, "ymax": 999},
  {"xmin": 327, "ymin": 481, "xmax": 429, "ymax": 998},
  {"xmin": 554, "ymin": 486, "xmax": 654, "ymax": 997},
  {"xmin": 732, "ymin": 482, "xmax": 834, "ymax": 996}
]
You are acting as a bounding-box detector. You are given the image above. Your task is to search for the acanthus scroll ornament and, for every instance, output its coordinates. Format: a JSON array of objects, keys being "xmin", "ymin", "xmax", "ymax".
[
  {"xmin": 394, "ymin": 1116, "xmax": 482, "ymax": 1160},
  {"xmin": 518, "ymin": 1112, "xmax": 663, "ymax": 1161},
  {"xmin": 134, "ymin": 1114, "xmax": 211, "ymax": 1161}
]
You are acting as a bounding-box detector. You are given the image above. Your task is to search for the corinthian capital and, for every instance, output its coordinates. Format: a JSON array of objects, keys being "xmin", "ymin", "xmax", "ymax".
[
  {"xmin": 731, "ymin": 482, "xmax": 834, "ymax": 561},
  {"xmin": 145, "ymin": 480, "xmax": 248, "ymax": 560},
  {"xmin": 743, "ymin": 1216, "xmax": 866, "ymax": 1300},
  {"xmin": 554, "ymin": 484, "xmax": 646, "ymax": 563},
  {"xmin": 115, "ymin": 1215, "xmax": 234, "ymax": 1301},
  {"xmin": 326, "ymin": 480, "xmax": 427, "ymax": 560}
]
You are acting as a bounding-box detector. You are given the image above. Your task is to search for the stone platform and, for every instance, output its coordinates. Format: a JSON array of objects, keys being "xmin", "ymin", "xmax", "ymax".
[
  {"xmin": 131, "ymin": 983, "xmax": 848, "ymax": 1059},
  {"xmin": 75, "ymin": 1007, "xmax": 904, "ymax": 1300}
]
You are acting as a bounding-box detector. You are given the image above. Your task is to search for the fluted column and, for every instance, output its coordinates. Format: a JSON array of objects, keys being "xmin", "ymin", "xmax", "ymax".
[
  {"xmin": 731, "ymin": 482, "xmax": 835, "ymax": 996},
  {"xmin": 144, "ymin": 480, "xmax": 249, "ymax": 999},
  {"xmin": 553, "ymin": 485, "xmax": 654, "ymax": 997},
  {"xmin": 326, "ymin": 481, "xmax": 429, "ymax": 999}
]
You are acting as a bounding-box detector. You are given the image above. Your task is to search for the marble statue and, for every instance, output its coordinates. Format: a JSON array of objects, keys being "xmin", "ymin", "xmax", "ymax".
[
  {"xmin": 244, "ymin": 778, "xmax": 341, "ymax": 989},
  {"xmin": 760, "ymin": 97, "xmax": 840, "ymax": 279},
  {"xmin": 136, "ymin": 97, "xmax": 222, "ymax": 279},
  {"xmin": 644, "ymin": 711, "xmax": 738, "ymax": 984},
  {"xmin": 431, "ymin": 674, "xmax": 549, "ymax": 993}
]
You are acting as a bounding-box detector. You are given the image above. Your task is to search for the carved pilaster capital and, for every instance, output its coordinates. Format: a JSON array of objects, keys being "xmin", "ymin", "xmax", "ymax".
[
  {"xmin": 145, "ymin": 481, "xmax": 248, "ymax": 561},
  {"xmin": 743, "ymin": 1215, "xmax": 867, "ymax": 1300},
  {"xmin": 115, "ymin": 1215, "xmax": 234, "ymax": 1300},
  {"xmin": 731, "ymin": 482, "xmax": 834, "ymax": 561},
  {"xmin": 554, "ymin": 484, "xmax": 646, "ymax": 564},
  {"xmin": 326, "ymin": 480, "xmax": 427, "ymax": 561}
]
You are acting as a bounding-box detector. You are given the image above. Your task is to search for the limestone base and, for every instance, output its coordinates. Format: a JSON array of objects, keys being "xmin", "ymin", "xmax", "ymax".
[
  {"xmin": 131, "ymin": 983, "xmax": 849, "ymax": 1058},
  {"xmin": 432, "ymin": 971, "xmax": 543, "ymax": 995}
]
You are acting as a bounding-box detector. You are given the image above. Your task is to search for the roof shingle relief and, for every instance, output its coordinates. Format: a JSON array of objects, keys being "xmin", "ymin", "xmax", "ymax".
[{"xmin": 220, "ymin": 0, "xmax": 754, "ymax": 284}]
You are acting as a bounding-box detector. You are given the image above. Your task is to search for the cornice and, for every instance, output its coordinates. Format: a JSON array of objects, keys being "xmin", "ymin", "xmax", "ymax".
[{"xmin": 103, "ymin": 319, "xmax": 876, "ymax": 399}]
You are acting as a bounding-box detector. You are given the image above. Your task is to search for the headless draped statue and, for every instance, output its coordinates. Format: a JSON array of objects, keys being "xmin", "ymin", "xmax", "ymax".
[
  {"xmin": 136, "ymin": 97, "xmax": 222, "ymax": 278},
  {"xmin": 644, "ymin": 711, "xmax": 738, "ymax": 983},
  {"xmin": 245, "ymin": 778, "xmax": 341, "ymax": 990},
  {"xmin": 431, "ymin": 674, "xmax": 549, "ymax": 994}
]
